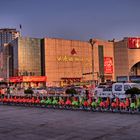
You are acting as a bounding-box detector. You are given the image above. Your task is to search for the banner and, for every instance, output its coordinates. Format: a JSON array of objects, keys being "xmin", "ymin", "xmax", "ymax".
[
  {"xmin": 23, "ymin": 76, "xmax": 46, "ymax": 82},
  {"xmin": 10, "ymin": 76, "xmax": 47, "ymax": 82},
  {"xmin": 128, "ymin": 38, "xmax": 140, "ymax": 49},
  {"xmin": 9, "ymin": 76, "xmax": 23, "ymax": 83},
  {"xmin": 104, "ymin": 57, "xmax": 113, "ymax": 74}
]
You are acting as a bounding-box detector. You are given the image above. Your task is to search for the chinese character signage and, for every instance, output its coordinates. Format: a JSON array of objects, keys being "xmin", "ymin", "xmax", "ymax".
[
  {"xmin": 23, "ymin": 76, "xmax": 46, "ymax": 82},
  {"xmin": 104, "ymin": 57, "xmax": 113, "ymax": 74},
  {"xmin": 9, "ymin": 76, "xmax": 23, "ymax": 82},
  {"xmin": 10, "ymin": 76, "xmax": 47, "ymax": 82},
  {"xmin": 128, "ymin": 38, "xmax": 140, "ymax": 49}
]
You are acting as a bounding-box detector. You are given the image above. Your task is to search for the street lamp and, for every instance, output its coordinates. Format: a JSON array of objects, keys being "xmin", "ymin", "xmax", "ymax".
[{"xmin": 89, "ymin": 39, "xmax": 96, "ymax": 87}]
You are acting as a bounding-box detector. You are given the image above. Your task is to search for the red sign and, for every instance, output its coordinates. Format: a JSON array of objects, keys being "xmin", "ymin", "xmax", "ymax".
[
  {"xmin": 104, "ymin": 57, "xmax": 113, "ymax": 74},
  {"xmin": 128, "ymin": 38, "xmax": 140, "ymax": 49},
  {"xmin": 23, "ymin": 76, "xmax": 46, "ymax": 82},
  {"xmin": 9, "ymin": 76, "xmax": 47, "ymax": 83},
  {"xmin": 9, "ymin": 76, "xmax": 23, "ymax": 83}
]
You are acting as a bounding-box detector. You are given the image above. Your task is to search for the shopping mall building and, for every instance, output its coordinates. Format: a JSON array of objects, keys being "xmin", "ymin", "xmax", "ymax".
[
  {"xmin": 43, "ymin": 38, "xmax": 115, "ymax": 86},
  {"xmin": 1, "ymin": 36, "xmax": 140, "ymax": 87},
  {"xmin": 114, "ymin": 37, "xmax": 140, "ymax": 82}
]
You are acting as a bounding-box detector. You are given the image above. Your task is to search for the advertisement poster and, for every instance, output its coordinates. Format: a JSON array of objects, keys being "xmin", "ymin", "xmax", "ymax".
[{"xmin": 104, "ymin": 57, "xmax": 113, "ymax": 74}]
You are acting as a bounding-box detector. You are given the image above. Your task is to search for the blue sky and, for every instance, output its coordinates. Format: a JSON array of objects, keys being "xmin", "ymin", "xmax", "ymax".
[{"xmin": 0, "ymin": 0, "xmax": 140, "ymax": 41}]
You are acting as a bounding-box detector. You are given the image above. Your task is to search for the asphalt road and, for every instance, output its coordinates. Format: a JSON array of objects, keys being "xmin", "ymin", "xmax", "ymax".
[{"xmin": 0, "ymin": 105, "xmax": 140, "ymax": 140}]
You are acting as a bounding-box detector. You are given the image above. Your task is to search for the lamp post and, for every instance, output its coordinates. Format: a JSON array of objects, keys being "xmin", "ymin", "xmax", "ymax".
[{"xmin": 89, "ymin": 39, "xmax": 96, "ymax": 87}]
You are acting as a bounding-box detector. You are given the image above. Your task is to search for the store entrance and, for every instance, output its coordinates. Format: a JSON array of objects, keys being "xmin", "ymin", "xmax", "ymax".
[
  {"xmin": 130, "ymin": 61, "xmax": 140, "ymax": 76},
  {"xmin": 129, "ymin": 61, "xmax": 140, "ymax": 83}
]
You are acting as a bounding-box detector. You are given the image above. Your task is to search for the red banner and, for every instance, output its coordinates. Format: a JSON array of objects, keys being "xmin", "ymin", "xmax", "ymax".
[
  {"xmin": 23, "ymin": 76, "xmax": 46, "ymax": 82},
  {"xmin": 128, "ymin": 38, "xmax": 140, "ymax": 49},
  {"xmin": 104, "ymin": 57, "xmax": 113, "ymax": 74},
  {"xmin": 9, "ymin": 76, "xmax": 47, "ymax": 83},
  {"xmin": 9, "ymin": 76, "xmax": 23, "ymax": 83}
]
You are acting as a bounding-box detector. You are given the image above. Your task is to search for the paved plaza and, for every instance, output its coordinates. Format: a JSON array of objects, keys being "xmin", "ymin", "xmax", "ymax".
[{"xmin": 0, "ymin": 105, "xmax": 140, "ymax": 140}]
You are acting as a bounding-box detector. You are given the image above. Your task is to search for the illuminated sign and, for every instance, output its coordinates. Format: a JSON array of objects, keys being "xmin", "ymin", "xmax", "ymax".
[
  {"xmin": 9, "ymin": 76, "xmax": 47, "ymax": 83},
  {"xmin": 23, "ymin": 76, "xmax": 46, "ymax": 82},
  {"xmin": 9, "ymin": 76, "xmax": 23, "ymax": 82},
  {"xmin": 104, "ymin": 57, "xmax": 113, "ymax": 74},
  {"xmin": 57, "ymin": 56, "xmax": 84, "ymax": 62},
  {"xmin": 128, "ymin": 38, "xmax": 140, "ymax": 49},
  {"xmin": 56, "ymin": 56, "xmax": 92, "ymax": 67}
]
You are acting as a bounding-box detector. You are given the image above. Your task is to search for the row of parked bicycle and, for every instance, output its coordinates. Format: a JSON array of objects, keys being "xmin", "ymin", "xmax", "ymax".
[{"xmin": 0, "ymin": 95, "xmax": 140, "ymax": 114}]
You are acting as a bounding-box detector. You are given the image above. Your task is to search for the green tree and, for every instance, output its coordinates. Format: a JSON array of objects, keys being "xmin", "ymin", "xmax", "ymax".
[
  {"xmin": 24, "ymin": 89, "xmax": 34, "ymax": 95},
  {"xmin": 125, "ymin": 87, "xmax": 140, "ymax": 97},
  {"xmin": 65, "ymin": 88, "xmax": 77, "ymax": 95}
]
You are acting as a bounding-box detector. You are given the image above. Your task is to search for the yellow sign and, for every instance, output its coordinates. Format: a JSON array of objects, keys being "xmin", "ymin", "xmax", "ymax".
[
  {"xmin": 57, "ymin": 56, "xmax": 84, "ymax": 62},
  {"xmin": 56, "ymin": 55, "xmax": 92, "ymax": 68}
]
